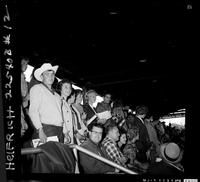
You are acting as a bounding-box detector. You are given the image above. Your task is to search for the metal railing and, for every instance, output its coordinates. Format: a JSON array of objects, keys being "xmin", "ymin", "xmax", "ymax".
[
  {"xmin": 21, "ymin": 147, "xmax": 43, "ymax": 155},
  {"xmin": 69, "ymin": 144, "xmax": 138, "ymax": 174}
]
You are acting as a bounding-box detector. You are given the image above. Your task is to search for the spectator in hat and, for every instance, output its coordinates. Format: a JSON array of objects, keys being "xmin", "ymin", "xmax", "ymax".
[
  {"xmin": 147, "ymin": 142, "xmax": 184, "ymax": 175},
  {"xmin": 29, "ymin": 63, "xmax": 64, "ymax": 143}
]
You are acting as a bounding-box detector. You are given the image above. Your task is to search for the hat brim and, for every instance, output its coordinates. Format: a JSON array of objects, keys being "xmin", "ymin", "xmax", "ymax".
[
  {"xmin": 160, "ymin": 143, "xmax": 183, "ymax": 164},
  {"xmin": 34, "ymin": 65, "xmax": 58, "ymax": 82}
]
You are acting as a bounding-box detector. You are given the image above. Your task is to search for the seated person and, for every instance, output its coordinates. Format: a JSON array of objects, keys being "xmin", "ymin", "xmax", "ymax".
[
  {"xmin": 101, "ymin": 121, "xmax": 127, "ymax": 168},
  {"xmin": 79, "ymin": 123, "xmax": 117, "ymax": 174},
  {"xmin": 147, "ymin": 142, "xmax": 184, "ymax": 175},
  {"xmin": 123, "ymin": 127, "xmax": 139, "ymax": 168}
]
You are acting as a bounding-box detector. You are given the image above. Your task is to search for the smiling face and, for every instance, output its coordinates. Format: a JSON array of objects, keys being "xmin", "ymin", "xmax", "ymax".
[
  {"xmin": 87, "ymin": 92, "xmax": 97, "ymax": 104},
  {"xmin": 41, "ymin": 70, "xmax": 55, "ymax": 86},
  {"xmin": 76, "ymin": 93, "xmax": 83, "ymax": 104},
  {"xmin": 89, "ymin": 126, "xmax": 103, "ymax": 144},
  {"xmin": 119, "ymin": 133, "xmax": 127, "ymax": 144},
  {"xmin": 61, "ymin": 82, "xmax": 72, "ymax": 98}
]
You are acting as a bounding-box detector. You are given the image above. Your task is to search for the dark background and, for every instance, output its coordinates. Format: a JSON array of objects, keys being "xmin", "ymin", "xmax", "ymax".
[{"xmin": 16, "ymin": 0, "xmax": 193, "ymax": 116}]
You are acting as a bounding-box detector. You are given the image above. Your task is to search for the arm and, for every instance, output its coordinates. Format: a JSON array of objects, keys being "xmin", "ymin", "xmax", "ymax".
[
  {"xmin": 29, "ymin": 85, "xmax": 47, "ymax": 143},
  {"xmin": 29, "ymin": 85, "xmax": 42, "ymax": 130}
]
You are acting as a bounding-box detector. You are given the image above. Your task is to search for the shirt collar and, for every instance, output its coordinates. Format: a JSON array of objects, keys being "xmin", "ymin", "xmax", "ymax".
[
  {"xmin": 41, "ymin": 82, "xmax": 55, "ymax": 95},
  {"xmin": 136, "ymin": 115, "xmax": 144, "ymax": 124}
]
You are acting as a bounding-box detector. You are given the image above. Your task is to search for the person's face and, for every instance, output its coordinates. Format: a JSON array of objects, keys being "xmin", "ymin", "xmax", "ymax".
[
  {"xmin": 21, "ymin": 59, "xmax": 29, "ymax": 72},
  {"xmin": 21, "ymin": 118, "xmax": 28, "ymax": 137},
  {"xmin": 109, "ymin": 127, "xmax": 120, "ymax": 142},
  {"xmin": 42, "ymin": 70, "xmax": 55, "ymax": 85},
  {"xmin": 104, "ymin": 94, "xmax": 111, "ymax": 104},
  {"xmin": 120, "ymin": 133, "xmax": 127, "ymax": 144},
  {"xmin": 88, "ymin": 92, "xmax": 96, "ymax": 104},
  {"xmin": 61, "ymin": 83, "xmax": 72, "ymax": 97},
  {"xmin": 89, "ymin": 126, "xmax": 103, "ymax": 144},
  {"xmin": 76, "ymin": 93, "xmax": 83, "ymax": 104}
]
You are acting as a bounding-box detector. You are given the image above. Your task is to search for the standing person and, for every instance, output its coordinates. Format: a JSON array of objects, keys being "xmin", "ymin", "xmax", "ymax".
[
  {"xmin": 21, "ymin": 57, "xmax": 30, "ymax": 109},
  {"xmin": 56, "ymin": 79, "xmax": 74, "ymax": 144},
  {"xmin": 101, "ymin": 122, "xmax": 127, "ymax": 168},
  {"xmin": 83, "ymin": 90, "xmax": 102, "ymax": 127},
  {"xmin": 83, "ymin": 90, "xmax": 98, "ymax": 127},
  {"xmin": 96, "ymin": 92, "xmax": 112, "ymax": 113},
  {"xmin": 130, "ymin": 105, "xmax": 152, "ymax": 163},
  {"xmin": 29, "ymin": 63, "xmax": 64, "ymax": 143},
  {"xmin": 79, "ymin": 123, "xmax": 117, "ymax": 174},
  {"xmin": 67, "ymin": 90, "xmax": 85, "ymax": 145},
  {"xmin": 21, "ymin": 57, "xmax": 29, "ymax": 137},
  {"xmin": 72, "ymin": 89, "xmax": 88, "ymax": 144},
  {"xmin": 144, "ymin": 114, "xmax": 161, "ymax": 163}
]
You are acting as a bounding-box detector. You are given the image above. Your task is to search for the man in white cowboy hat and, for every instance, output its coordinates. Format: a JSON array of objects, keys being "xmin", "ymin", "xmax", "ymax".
[
  {"xmin": 29, "ymin": 63, "xmax": 65, "ymax": 143},
  {"xmin": 147, "ymin": 142, "xmax": 184, "ymax": 175}
]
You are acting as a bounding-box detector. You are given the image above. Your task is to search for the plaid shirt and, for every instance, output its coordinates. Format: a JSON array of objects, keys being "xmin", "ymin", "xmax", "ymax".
[{"xmin": 102, "ymin": 136, "xmax": 126, "ymax": 167}]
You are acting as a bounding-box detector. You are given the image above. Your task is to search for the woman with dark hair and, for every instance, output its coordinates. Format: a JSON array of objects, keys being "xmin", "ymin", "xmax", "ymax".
[
  {"xmin": 72, "ymin": 89, "xmax": 88, "ymax": 144},
  {"xmin": 56, "ymin": 79, "xmax": 74, "ymax": 144},
  {"xmin": 117, "ymin": 128, "xmax": 127, "ymax": 152}
]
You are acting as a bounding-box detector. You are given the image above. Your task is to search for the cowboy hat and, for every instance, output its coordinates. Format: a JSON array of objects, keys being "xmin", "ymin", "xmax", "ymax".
[
  {"xmin": 160, "ymin": 142, "xmax": 183, "ymax": 164},
  {"xmin": 34, "ymin": 63, "xmax": 59, "ymax": 81}
]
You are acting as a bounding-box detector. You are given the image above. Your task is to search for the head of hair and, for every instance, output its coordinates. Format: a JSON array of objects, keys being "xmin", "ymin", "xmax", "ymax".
[
  {"xmin": 88, "ymin": 122, "xmax": 103, "ymax": 132},
  {"xmin": 66, "ymin": 88, "xmax": 75, "ymax": 102},
  {"xmin": 20, "ymin": 56, "xmax": 30, "ymax": 62},
  {"xmin": 118, "ymin": 127, "xmax": 127, "ymax": 136},
  {"xmin": 127, "ymin": 127, "xmax": 139, "ymax": 141},
  {"xmin": 84, "ymin": 89, "xmax": 97, "ymax": 103},
  {"xmin": 102, "ymin": 91, "xmax": 112, "ymax": 97},
  {"xmin": 105, "ymin": 119, "xmax": 118, "ymax": 135},
  {"xmin": 135, "ymin": 105, "xmax": 149, "ymax": 115},
  {"xmin": 56, "ymin": 79, "xmax": 72, "ymax": 95},
  {"xmin": 74, "ymin": 89, "xmax": 83, "ymax": 101}
]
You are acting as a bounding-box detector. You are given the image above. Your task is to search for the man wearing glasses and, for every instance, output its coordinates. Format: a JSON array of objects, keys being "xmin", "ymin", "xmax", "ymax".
[{"xmin": 79, "ymin": 123, "xmax": 118, "ymax": 173}]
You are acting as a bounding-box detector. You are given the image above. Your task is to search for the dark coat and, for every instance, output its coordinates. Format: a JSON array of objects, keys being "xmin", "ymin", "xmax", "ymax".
[
  {"xmin": 79, "ymin": 139, "xmax": 115, "ymax": 174},
  {"xmin": 83, "ymin": 103, "xmax": 98, "ymax": 126},
  {"xmin": 131, "ymin": 116, "xmax": 151, "ymax": 162},
  {"xmin": 147, "ymin": 160, "xmax": 184, "ymax": 175}
]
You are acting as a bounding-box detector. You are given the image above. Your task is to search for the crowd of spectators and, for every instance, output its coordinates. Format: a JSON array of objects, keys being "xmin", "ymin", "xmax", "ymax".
[{"xmin": 20, "ymin": 60, "xmax": 185, "ymax": 175}]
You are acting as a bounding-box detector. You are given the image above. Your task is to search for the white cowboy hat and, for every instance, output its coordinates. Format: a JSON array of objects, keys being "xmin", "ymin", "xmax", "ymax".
[
  {"xmin": 34, "ymin": 63, "xmax": 59, "ymax": 81},
  {"xmin": 160, "ymin": 142, "xmax": 183, "ymax": 164}
]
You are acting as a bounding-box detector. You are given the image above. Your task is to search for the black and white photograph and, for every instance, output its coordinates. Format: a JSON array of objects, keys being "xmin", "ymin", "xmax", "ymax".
[{"xmin": 0, "ymin": 0, "xmax": 195, "ymax": 181}]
